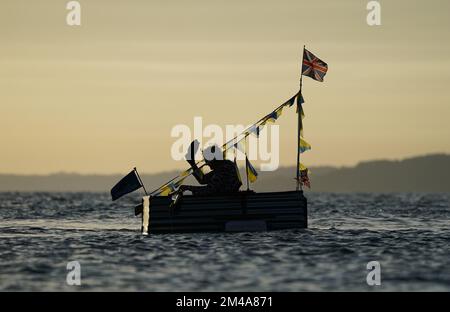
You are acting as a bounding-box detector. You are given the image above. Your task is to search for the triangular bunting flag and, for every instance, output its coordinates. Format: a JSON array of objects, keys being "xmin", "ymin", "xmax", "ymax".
[
  {"xmin": 246, "ymin": 157, "xmax": 258, "ymax": 183},
  {"xmin": 286, "ymin": 93, "xmax": 298, "ymax": 107},
  {"xmin": 234, "ymin": 139, "xmax": 246, "ymax": 154},
  {"xmin": 299, "ymin": 137, "xmax": 311, "ymax": 153}
]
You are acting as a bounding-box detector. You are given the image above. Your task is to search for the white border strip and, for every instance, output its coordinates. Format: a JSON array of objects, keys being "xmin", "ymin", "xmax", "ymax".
[{"xmin": 142, "ymin": 196, "xmax": 150, "ymax": 235}]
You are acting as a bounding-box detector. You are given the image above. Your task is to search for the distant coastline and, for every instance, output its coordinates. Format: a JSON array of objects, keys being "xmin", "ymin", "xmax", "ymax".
[{"xmin": 1, "ymin": 154, "xmax": 449, "ymax": 193}]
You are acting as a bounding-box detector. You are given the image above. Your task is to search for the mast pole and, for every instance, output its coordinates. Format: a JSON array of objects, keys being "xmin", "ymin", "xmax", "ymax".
[
  {"xmin": 296, "ymin": 45, "xmax": 305, "ymax": 191},
  {"xmin": 134, "ymin": 167, "xmax": 148, "ymax": 196},
  {"xmin": 245, "ymin": 137, "xmax": 250, "ymax": 191}
]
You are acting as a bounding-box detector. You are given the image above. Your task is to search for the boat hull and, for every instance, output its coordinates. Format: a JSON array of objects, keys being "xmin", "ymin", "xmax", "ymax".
[{"xmin": 142, "ymin": 190, "xmax": 307, "ymax": 234}]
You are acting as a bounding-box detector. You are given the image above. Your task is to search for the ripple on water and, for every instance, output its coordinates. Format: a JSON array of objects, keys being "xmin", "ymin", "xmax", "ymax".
[{"xmin": 0, "ymin": 192, "xmax": 449, "ymax": 291}]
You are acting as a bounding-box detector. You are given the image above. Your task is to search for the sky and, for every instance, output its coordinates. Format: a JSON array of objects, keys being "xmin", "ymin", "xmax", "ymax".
[{"xmin": 1, "ymin": 0, "xmax": 450, "ymax": 174}]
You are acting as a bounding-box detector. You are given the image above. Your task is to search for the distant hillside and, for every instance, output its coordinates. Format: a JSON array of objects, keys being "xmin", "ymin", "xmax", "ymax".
[
  {"xmin": 0, "ymin": 154, "xmax": 449, "ymax": 193},
  {"xmin": 256, "ymin": 154, "xmax": 450, "ymax": 193}
]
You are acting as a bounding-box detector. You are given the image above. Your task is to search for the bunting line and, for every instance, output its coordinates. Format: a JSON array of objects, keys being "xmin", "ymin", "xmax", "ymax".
[{"xmin": 150, "ymin": 92, "xmax": 300, "ymax": 196}]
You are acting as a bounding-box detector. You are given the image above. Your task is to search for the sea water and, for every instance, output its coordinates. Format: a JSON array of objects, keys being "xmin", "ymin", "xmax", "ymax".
[{"xmin": 0, "ymin": 192, "xmax": 449, "ymax": 291}]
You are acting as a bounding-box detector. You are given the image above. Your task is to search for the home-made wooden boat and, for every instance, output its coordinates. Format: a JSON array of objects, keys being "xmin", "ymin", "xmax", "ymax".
[
  {"xmin": 139, "ymin": 190, "xmax": 307, "ymax": 234},
  {"xmin": 112, "ymin": 47, "xmax": 327, "ymax": 234}
]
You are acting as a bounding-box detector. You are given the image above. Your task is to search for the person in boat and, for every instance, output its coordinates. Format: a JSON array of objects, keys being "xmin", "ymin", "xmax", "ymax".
[{"xmin": 177, "ymin": 144, "xmax": 242, "ymax": 196}]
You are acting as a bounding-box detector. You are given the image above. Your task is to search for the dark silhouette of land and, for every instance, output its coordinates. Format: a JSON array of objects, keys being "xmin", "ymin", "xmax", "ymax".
[{"xmin": 0, "ymin": 154, "xmax": 449, "ymax": 193}]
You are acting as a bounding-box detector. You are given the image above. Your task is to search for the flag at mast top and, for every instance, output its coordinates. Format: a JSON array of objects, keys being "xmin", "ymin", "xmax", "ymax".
[{"xmin": 302, "ymin": 48, "xmax": 328, "ymax": 82}]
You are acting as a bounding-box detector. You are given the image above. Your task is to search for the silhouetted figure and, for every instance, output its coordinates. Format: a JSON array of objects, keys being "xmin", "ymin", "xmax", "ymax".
[{"xmin": 178, "ymin": 144, "xmax": 242, "ymax": 196}]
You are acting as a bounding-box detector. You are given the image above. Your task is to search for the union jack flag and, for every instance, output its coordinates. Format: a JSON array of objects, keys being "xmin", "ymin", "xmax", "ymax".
[
  {"xmin": 300, "ymin": 168, "xmax": 311, "ymax": 189},
  {"xmin": 302, "ymin": 49, "xmax": 328, "ymax": 82}
]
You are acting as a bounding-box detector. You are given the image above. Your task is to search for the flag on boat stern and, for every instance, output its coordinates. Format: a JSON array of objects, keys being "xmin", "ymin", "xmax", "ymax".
[
  {"xmin": 302, "ymin": 49, "xmax": 328, "ymax": 82},
  {"xmin": 246, "ymin": 157, "xmax": 258, "ymax": 183},
  {"xmin": 299, "ymin": 163, "xmax": 311, "ymax": 188},
  {"xmin": 111, "ymin": 169, "xmax": 143, "ymax": 201}
]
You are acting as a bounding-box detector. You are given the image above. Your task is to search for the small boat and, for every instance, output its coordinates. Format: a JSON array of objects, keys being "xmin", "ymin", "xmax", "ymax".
[
  {"xmin": 111, "ymin": 47, "xmax": 328, "ymax": 234},
  {"xmin": 138, "ymin": 190, "xmax": 307, "ymax": 234}
]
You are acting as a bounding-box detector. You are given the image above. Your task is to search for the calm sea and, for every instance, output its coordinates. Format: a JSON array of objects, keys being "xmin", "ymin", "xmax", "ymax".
[{"xmin": 0, "ymin": 192, "xmax": 449, "ymax": 291}]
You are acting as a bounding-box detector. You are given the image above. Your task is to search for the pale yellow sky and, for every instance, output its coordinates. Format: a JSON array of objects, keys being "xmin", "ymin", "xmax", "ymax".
[{"xmin": 1, "ymin": 0, "xmax": 449, "ymax": 174}]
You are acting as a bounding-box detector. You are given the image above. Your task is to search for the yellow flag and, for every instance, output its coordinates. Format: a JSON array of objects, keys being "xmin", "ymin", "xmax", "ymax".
[
  {"xmin": 246, "ymin": 157, "xmax": 258, "ymax": 183},
  {"xmin": 180, "ymin": 168, "xmax": 192, "ymax": 177},
  {"xmin": 159, "ymin": 183, "xmax": 175, "ymax": 196},
  {"xmin": 299, "ymin": 137, "xmax": 311, "ymax": 153}
]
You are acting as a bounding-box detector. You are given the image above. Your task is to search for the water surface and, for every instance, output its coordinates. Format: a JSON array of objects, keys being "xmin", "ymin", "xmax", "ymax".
[{"xmin": 0, "ymin": 192, "xmax": 449, "ymax": 291}]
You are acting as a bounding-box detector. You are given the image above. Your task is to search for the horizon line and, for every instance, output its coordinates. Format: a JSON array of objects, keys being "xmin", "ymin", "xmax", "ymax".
[{"xmin": 0, "ymin": 153, "xmax": 448, "ymax": 177}]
